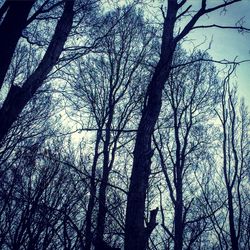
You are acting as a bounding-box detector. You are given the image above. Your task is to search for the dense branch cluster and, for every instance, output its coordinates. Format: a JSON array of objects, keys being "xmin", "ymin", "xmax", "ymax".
[{"xmin": 0, "ymin": 1, "xmax": 249, "ymax": 250}]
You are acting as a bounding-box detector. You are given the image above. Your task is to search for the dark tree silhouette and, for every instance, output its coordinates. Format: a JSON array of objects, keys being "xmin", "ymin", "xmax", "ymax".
[
  {"xmin": 0, "ymin": 0, "xmax": 74, "ymax": 143},
  {"xmin": 154, "ymin": 50, "xmax": 220, "ymax": 250},
  {"xmin": 215, "ymin": 70, "xmax": 250, "ymax": 250},
  {"xmin": 124, "ymin": 1, "xmax": 243, "ymax": 249},
  {"xmin": 0, "ymin": 0, "xmax": 35, "ymax": 89},
  {"xmin": 0, "ymin": 1, "xmax": 249, "ymax": 250}
]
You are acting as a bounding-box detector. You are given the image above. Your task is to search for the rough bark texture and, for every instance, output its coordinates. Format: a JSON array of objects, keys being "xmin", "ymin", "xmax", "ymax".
[
  {"xmin": 0, "ymin": 0, "xmax": 35, "ymax": 89},
  {"xmin": 124, "ymin": 1, "xmax": 179, "ymax": 249},
  {"xmin": 0, "ymin": 0, "xmax": 74, "ymax": 143}
]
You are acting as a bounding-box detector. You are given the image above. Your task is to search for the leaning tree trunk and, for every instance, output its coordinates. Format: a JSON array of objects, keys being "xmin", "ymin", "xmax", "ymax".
[
  {"xmin": 0, "ymin": 0, "xmax": 35, "ymax": 89},
  {"xmin": 124, "ymin": 2, "xmax": 179, "ymax": 249},
  {"xmin": 0, "ymin": 0, "xmax": 74, "ymax": 143}
]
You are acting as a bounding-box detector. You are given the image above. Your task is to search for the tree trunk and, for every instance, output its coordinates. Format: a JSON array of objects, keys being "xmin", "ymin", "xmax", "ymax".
[
  {"xmin": 0, "ymin": 0, "xmax": 74, "ymax": 143},
  {"xmin": 95, "ymin": 169, "xmax": 110, "ymax": 250},
  {"xmin": 173, "ymin": 108, "xmax": 184, "ymax": 250},
  {"xmin": 85, "ymin": 130, "xmax": 102, "ymax": 250},
  {"xmin": 124, "ymin": 2, "xmax": 179, "ymax": 248},
  {"xmin": 0, "ymin": 0, "xmax": 35, "ymax": 89},
  {"xmin": 95, "ymin": 108, "xmax": 113, "ymax": 250},
  {"xmin": 228, "ymin": 189, "xmax": 239, "ymax": 250},
  {"xmin": 174, "ymin": 182, "xmax": 183, "ymax": 250}
]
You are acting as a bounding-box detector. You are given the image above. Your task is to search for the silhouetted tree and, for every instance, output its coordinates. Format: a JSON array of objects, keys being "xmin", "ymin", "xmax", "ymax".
[
  {"xmin": 0, "ymin": 0, "xmax": 74, "ymax": 143},
  {"xmin": 0, "ymin": 0, "xmax": 35, "ymax": 89},
  {"xmin": 124, "ymin": 1, "xmax": 245, "ymax": 249},
  {"xmin": 154, "ymin": 50, "xmax": 220, "ymax": 250},
  {"xmin": 66, "ymin": 6, "xmax": 154, "ymax": 249},
  {"xmin": 215, "ymin": 71, "xmax": 250, "ymax": 250}
]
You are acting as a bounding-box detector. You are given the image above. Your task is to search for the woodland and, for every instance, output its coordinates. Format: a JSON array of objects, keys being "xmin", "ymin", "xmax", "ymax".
[{"xmin": 0, "ymin": 0, "xmax": 249, "ymax": 250}]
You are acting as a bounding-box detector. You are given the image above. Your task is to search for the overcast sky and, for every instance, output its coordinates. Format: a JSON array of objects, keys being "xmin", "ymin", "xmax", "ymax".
[{"xmin": 180, "ymin": 0, "xmax": 250, "ymax": 107}]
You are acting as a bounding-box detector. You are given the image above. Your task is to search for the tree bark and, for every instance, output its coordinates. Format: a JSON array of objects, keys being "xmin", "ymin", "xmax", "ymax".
[
  {"xmin": 0, "ymin": 0, "xmax": 35, "ymax": 89},
  {"xmin": 0, "ymin": 0, "xmax": 74, "ymax": 143}
]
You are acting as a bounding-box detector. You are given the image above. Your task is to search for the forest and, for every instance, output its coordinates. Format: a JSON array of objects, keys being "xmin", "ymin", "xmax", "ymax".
[{"xmin": 0, "ymin": 0, "xmax": 249, "ymax": 249}]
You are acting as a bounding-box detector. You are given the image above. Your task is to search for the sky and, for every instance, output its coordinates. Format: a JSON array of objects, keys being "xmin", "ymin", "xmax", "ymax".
[{"xmin": 179, "ymin": 0, "xmax": 250, "ymax": 107}]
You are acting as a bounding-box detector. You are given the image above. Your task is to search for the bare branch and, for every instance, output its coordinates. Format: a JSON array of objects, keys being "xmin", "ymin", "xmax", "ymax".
[{"xmin": 192, "ymin": 24, "xmax": 250, "ymax": 32}]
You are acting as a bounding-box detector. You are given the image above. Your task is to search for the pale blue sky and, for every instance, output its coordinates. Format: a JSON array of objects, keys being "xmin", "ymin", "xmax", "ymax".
[{"xmin": 180, "ymin": 0, "xmax": 250, "ymax": 107}]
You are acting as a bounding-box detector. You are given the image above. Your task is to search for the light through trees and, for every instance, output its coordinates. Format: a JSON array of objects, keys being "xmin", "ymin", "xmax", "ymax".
[{"xmin": 0, "ymin": 1, "xmax": 249, "ymax": 250}]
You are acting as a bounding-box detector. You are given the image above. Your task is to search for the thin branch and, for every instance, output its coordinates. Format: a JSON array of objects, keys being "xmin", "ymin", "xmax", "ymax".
[
  {"xmin": 176, "ymin": 5, "xmax": 192, "ymax": 20},
  {"xmin": 192, "ymin": 24, "xmax": 250, "ymax": 32},
  {"xmin": 175, "ymin": 0, "xmax": 242, "ymax": 42},
  {"xmin": 171, "ymin": 58, "xmax": 250, "ymax": 69}
]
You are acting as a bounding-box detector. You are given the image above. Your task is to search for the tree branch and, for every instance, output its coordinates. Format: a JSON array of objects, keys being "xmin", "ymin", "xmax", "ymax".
[{"xmin": 192, "ymin": 24, "xmax": 250, "ymax": 32}]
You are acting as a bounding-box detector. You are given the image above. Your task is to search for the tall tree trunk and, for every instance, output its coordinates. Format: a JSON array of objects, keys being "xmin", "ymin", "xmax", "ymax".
[
  {"xmin": 0, "ymin": 0, "xmax": 74, "ymax": 143},
  {"xmin": 222, "ymin": 81, "xmax": 239, "ymax": 250},
  {"xmin": 227, "ymin": 187, "xmax": 239, "ymax": 250},
  {"xmin": 0, "ymin": 0, "xmax": 35, "ymax": 89},
  {"xmin": 173, "ymin": 108, "xmax": 184, "ymax": 250},
  {"xmin": 95, "ymin": 109, "xmax": 113, "ymax": 250},
  {"xmin": 123, "ymin": 0, "xmax": 233, "ymax": 246},
  {"xmin": 174, "ymin": 181, "xmax": 183, "ymax": 250},
  {"xmin": 228, "ymin": 91, "xmax": 239, "ymax": 250},
  {"xmin": 95, "ymin": 166, "xmax": 110, "ymax": 250},
  {"xmin": 124, "ymin": 2, "xmax": 179, "ymax": 249},
  {"xmin": 85, "ymin": 130, "xmax": 102, "ymax": 250}
]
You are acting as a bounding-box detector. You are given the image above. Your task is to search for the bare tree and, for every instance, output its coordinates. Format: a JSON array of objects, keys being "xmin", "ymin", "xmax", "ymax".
[
  {"xmin": 66, "ymin": 6, "xmax": 154, "ymax": 249},
  {"xmin": 124, "ymin": 1, "xmax": 245, "ymax": 249},
  {"xmin": 215, "ymin": 71, "xmax": 250, "ymax": 250},
  {"xmin": 153, "ymin": 50, "xmax": 220, "ymax": 250},
  {"xmin": 0, "ymin": 1, "xmax": 249, "ymax": 250}
]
